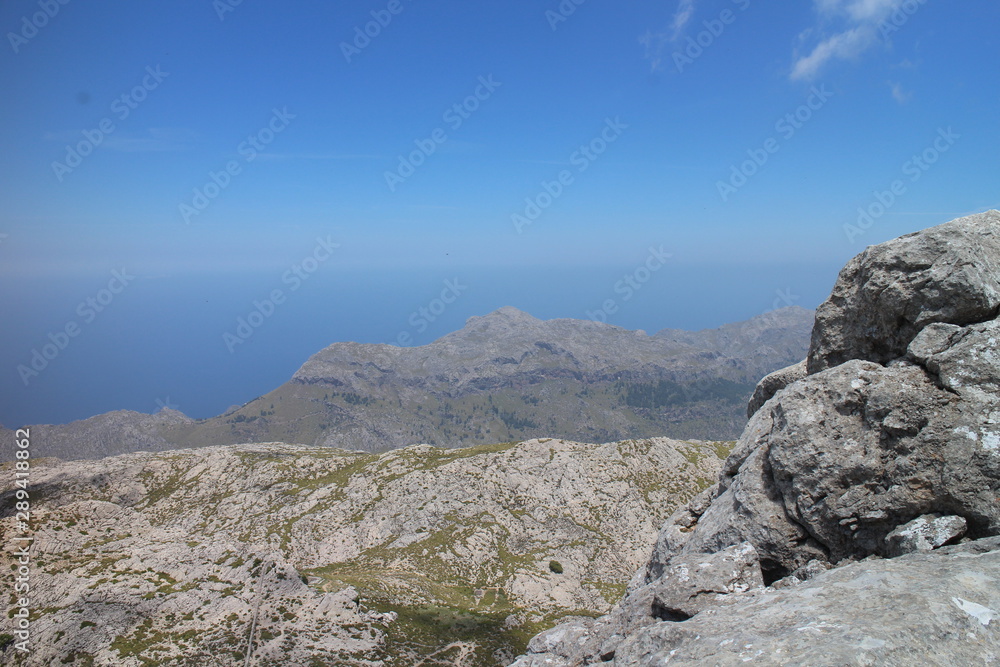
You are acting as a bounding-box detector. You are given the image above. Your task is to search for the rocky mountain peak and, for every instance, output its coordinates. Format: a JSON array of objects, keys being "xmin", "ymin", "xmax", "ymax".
[
  {"xmin": 464, "ymin": 305, "xmax": 542, "ymax": 328},
  {"xmin": 149, "ymin": 407, "xmax": 190, "ymax": 422}
]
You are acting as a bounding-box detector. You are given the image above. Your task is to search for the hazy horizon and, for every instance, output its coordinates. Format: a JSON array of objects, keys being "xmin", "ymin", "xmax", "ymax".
[
  {"xmin": 2, "ymin": 1, "xmax": 997, "ymax": 426},
  {"xmin": 1, "ymin": 261, "xmax": 831, "ymax": 426}
]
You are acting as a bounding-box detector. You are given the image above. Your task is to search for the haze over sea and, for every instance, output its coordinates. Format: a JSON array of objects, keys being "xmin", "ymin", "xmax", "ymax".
[{"xmin": 1, "ymin": 261, "xmax": 834, "ymax": 427}]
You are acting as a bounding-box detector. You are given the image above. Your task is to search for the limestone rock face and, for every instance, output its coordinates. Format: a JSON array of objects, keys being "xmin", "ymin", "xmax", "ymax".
[
  {"xmin": 513, "ymin": 538, "xmax": 1000, "ymax": 666},
  {"xmin": 649, "ymin": 211, "xmax": 1000, "ymax": 578},
  {"xmin": 648, "ymin": 542, "xmax": 763, "ymax": 621},
  {"xmin": 667, "ymin": 357, "xmax": 997, "ymax": 575},
  {"xmin": 808, "ymin": 209, "xmax": 1000, "ymax": 373},
  {"xmin": 513, "ymin": 210, "xmax": 1000, "ymax": 666},
  {"xmin": 745, "ymin": 360, "xmax": 806, "ymax": 418},
  {"xmin": 612, "ymin": 538, "xmax": 1000, "ymax": 666},
  {"xmin": 641, "ymin": 484, "xmax": 719, "ymax": 586}
]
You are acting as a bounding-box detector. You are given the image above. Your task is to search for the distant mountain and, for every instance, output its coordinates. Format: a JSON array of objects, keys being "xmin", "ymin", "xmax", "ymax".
[
  {"xmin": 0, "ymin": 409, "xmax": 193, "ymax": 461},
  {"xmin": 3, "ymin": 306, "xmax": 813, "ymax": 461},
  {"xmin": 0, "ymin": 436, "xmax": 729, "ymax": 665}
]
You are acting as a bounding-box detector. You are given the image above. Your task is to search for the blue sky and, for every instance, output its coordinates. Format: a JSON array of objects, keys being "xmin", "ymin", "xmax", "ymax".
[{"xmin": 1, "ymin": 0, "xmax": 998, "ymax": 425}]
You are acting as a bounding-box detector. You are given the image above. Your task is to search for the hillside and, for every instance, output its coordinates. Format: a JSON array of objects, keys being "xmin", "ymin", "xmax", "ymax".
[
  {"xmin": 0, "ymin": 436, "xmax": 730, "ymax": 665},
  {"xmin": 5, "ymin": 306, "xmax": 811, "ymax": 461}
]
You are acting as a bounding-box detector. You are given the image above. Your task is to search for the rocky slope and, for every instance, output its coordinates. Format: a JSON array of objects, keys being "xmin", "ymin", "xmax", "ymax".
[
  {"xmin": 3, "ymin": 306, "xmax": 812, "ymax": 462},
  {"xmin": 523, "ymin": 537, "xmax": 1000, "ymax": 665},
  {"xmin": 0, "ymin": 436, "xmax": 730, "ymax": 665},
  {"xmin": 513, "ymin": 210, "xmax": 1000, "ymax": 665}
]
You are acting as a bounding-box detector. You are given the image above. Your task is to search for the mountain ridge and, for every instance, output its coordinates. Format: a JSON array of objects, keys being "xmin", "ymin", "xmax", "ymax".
[{"xmin": 2, "ymin": 306, "xmax": 813, "ymax": 461}]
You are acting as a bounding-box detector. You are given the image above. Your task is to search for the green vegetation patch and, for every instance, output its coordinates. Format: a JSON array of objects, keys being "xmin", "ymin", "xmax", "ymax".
[{"xmin": 374, "ymin": 601, "xmax": 535, "ymax": 667}]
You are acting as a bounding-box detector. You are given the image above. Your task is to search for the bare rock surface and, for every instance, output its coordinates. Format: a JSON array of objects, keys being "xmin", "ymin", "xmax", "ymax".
[
  {"xmin": 884, "ymin": 514, "xmax": 968, "ymax": 557},
  {"xmin": 659, "ymin": 356, "xmax": 999, "ymax": 576},
  {"xmin": 513, "ymin": 211, "xmax": 1000, "ymax": 666},
  {"xmin": 649, "ymin": 211, "xmax": 1000, "ymax": 578},
  {"xmin": 611, "ymin": 537, "xmax": 1000, "ymax": 666},
  {"xmin": 648, "ymin": 542, "xmax": 763, "ymax": 621},
  {"xmin": 513, "ymin": 538, "xmax": 1000, "ymax": 666},
  {"xmin": 0, "ymin": 436, "xmax": 727, "ymax": 665},
  {"xmin": 808, "ymin": 209, "xmax": 1000, "ymax": 373},
  {"xmin": 745, "ymin": 360, "xmax": 807, "ymax": 418}
]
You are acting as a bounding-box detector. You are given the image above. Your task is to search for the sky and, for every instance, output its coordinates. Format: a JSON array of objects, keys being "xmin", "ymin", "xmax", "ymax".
[{"xmin": 1, "ymin": 0, "xmax": 997, "ymax": 426}]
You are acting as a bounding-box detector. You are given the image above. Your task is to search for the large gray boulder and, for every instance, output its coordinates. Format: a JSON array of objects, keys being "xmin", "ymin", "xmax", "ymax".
[
  {"xmin": 654, "ymin": 357, "xmax": 998, "ymax": 577},
  {"xmin": 808, "ymin": 209, "xmax": 1000, "ymax": 373},
  {"xmin": 884, "ymin": 513, "xmax": 967, "ymax": 557},
  {"xmin": 643, "ymin": 211, "xmax": 1000, "ymax": 579},
  {"xmin": 612, "ymin": 538, "xmax": 1000, "ymax": 666},
  {"xmin": 648, "ymin": 542, "xmax": 763, "ymax": 621}
]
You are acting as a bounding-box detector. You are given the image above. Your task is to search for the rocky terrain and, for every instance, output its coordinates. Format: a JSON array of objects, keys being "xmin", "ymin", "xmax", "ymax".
[
  {"xmin": 1, "ymin": 306, "xmax": 812, "ymax": 462},
  {"xmin": 8, "ymin": 209, "xmax": 994, "ymax": 666},
  {"xmin": 513, "ymin": 210, "xmax": 1000, "ymax": 665},
  {"xmin": 0, "ymin": 436, "xmax": 730, "ymax": 665}
]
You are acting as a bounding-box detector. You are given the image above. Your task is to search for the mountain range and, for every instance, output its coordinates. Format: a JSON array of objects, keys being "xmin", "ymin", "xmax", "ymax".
[{"xmin": 1, "ymin": 305, "xmax": 812, "ymax": 461}]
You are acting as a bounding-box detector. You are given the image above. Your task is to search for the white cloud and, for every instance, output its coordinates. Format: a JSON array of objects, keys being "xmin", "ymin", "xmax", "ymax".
[
  {"xmin": 670, "ymin": 0, "xmax": 697, "ymax": 40},
  {"xmin": 843, "ymin": 0, "xmax": 902, "ymax": 22},
  {"xmin": 889, "ymin": 81, "xmax": 912, "ymax": 103},
  {"xmin": 813, "ymin": 0, "xmax": 843, "ymax": 16},
  {"xmin": 791, "ymin": 25, "xmax": 875, "ymax": 80},
  {"xmin": 791, "ymin": 0, "xmax": 907, "ymax": 80},
  {"xmin": 813, "ymin": 0, "xmax": 901, "ymax": 21},
  {"xmin": 639, "ymin": 0, "xmax": 698, "ymax": 72},
  {"xmin": 639, "ymin": 30, "xmax": 668, "ymax": 72}
]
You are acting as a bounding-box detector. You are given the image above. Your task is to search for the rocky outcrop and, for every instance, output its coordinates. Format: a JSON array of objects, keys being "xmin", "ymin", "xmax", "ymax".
[
  {"xmin": 745, "ymin": 359, "xmax": 806, "ymax": 418},
  {"xmin": 646, "ymin": 542, "xmax": 763, "ymax": 621},
  {"xmin": 650, "ymin": 355, "xmax": 999, "ymax": 577},
  {"xmin": 613, "ymin": 538, "xmax": 1000, "ymax": 666},
  {"xmin": 884, "ymin": 513, "xmax": 968, "ymax": 557},
  {"xmin": 808, "ymin": 209, "xmax": 1000, "ymax": 373},
  {"xmin": 514, "ymin": 538, "xmax": 1000, "ymax": 666},
  {"xmin": 513, "ymin": 210, "xmax": 1000, "ymax": 665},
  {"xmin": 650, "ymin": 209, "xmax": 1000, "ymax": 576}
]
